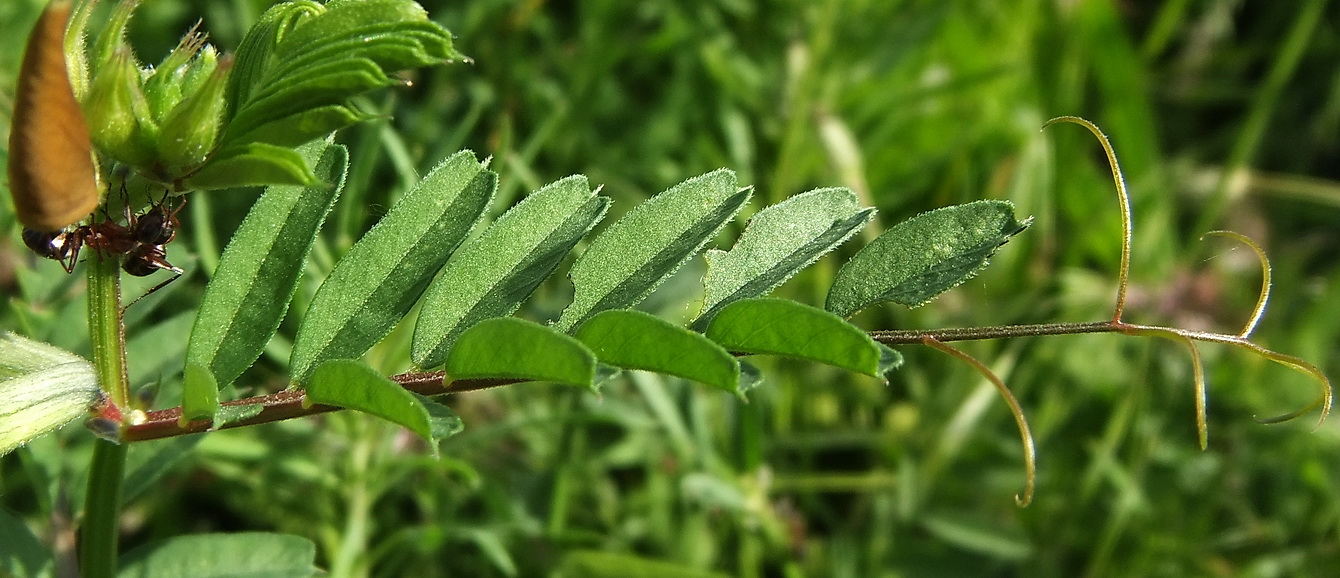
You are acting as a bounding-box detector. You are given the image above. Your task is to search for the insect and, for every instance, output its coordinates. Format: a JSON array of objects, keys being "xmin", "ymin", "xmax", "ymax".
[{"xmin": 23, "ymin": 192, "xmax": 185, "ymax": 292}]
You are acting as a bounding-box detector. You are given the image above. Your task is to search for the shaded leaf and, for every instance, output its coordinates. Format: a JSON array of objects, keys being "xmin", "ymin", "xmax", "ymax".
[
  {"xmin": 826, "ymin": 200, "xmax": 1030, "ymax": 316},
  {"xmin": 705, "ymin": 298, "xmax": 900, "ymax": 379},
  {"xmin": 694, "ymin": 187, "xmax": 874, "ymax": 330},
  {"xmin": 413, "ymin": 175, "xmax": 609, "ymax": 368},
  {"xmin": 414, "ymin": 393, "xmax": 465, "ymax": 440},
  {"xmin": 446, "ymin": 318, "xmax": 596, "ymax": 391},
  {"xmin": 575, "ymin": 310, "xmax": 740, "ymax": 394},
  {"xmin": 186, "ymin": 142, "xmax": 348, "ymax": 388},
  {"xmin": 291, "ymin": 151, "xmax": 495, "ymax": 383},
  {"xmin": 556, "ymin": 170, "xmax": 749, "ymax": 331},
  {"xmin": 306, "ymin": 359, "xmax": 433, "ymax": 441}
]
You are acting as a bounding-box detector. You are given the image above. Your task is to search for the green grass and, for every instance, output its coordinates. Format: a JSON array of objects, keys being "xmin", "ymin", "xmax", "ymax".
[{"xmin": 3, "ymin": 0, "xmax": 1339, "ymax": 576}]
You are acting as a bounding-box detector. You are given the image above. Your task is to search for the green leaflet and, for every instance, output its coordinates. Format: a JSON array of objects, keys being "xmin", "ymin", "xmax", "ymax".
[
  {"xmin": 415, "ymin": 393, "xmax": 466, "ymax": 440},
  {"xmin": 186, "ymin": 142, "xmax": 348, "ymax": 389},
  {"xmin": 224, "ymin": 1, "xmax": 325, "ymax": 116},
  {"xmin": 118, "ymin": 533, "xmax": 320, "ymax": 578},
  {"xmin": 213, "ymin": 403, "xmax": 264, "ymax": 429},
  {"xmin": 183, "ymin": 142, "xmax": 316, "ymax": 190},
  {"xmin": 290, "ymin": 151, "xmax": 495, "ymax": 383},
  {"xmin": 180, "ymin": 362, "xmax": 219, "ymax": 424},
  {"xmin": 0, "ymin": 333, "xmax": 101, "ymax": 457},
  {"xmin": 446, "ymin": 318, "xmax": 597, "ymax": 391},
  {"xmin": 228, "ymin": 105, "xmax": 370, "ymax": 149},
  {"xmin": 306, "ymin": 360, "xmax": 437, "ymax": 442},
  {"xmin": 705, "ymin": 298, "xmax": 901, "ymax": 379},
  {"xmin": 202, "ymin": 0, "xmax": 459, "ymax": 189},
  {"xmin": 556, "ymin": 169, "xmax": 750, "ymax": 332},
  {"xmin": 412, "ymin": 175, "xmax": 610, "ymax": 369},
  {"xmin": 693, "ymin": 187, "xmax": 875, "ymax": 330},
  {"xmin": 826, "ymin": 200, "xmax": 1031, "ymax": 317},
  {"xmin": 575, "ymin": 310, "xmax": 740, "ymax": 395}
]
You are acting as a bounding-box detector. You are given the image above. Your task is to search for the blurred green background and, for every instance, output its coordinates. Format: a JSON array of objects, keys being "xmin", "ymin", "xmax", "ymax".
[{"xmin": 3, "ymin": 0, "xmax": 1339, "ymax": 576}]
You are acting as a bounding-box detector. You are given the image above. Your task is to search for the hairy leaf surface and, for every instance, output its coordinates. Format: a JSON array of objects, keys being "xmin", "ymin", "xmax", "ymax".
[
  {"xmin": 413, "ymin": 175, "xmax": 609, "ymax": 368},
  {"xmin": 827, "ymin": 200, "xmax": 1030, "ymax": 316},
  {"xmin": 556, "ymin": 170, "xmax": 749, "ymax": 331},
  {"xmin": 290, "ymin": 151, "xmax": 495, "ymax": 383},
  {"xmin": 695, "ymin": 187, "xmax": 874, "ymax": 330},
  {"xmin": 187, "ymin": 142, "xmax": 347, "ymax": 389}
]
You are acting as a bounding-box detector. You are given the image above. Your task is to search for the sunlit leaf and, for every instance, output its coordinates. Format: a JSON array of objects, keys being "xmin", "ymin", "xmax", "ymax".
[
  {"xmin": 556, "ymin": 170, "xmax": 749, "ymax": 331},
  {"xmin": 187, "ymin": 142, "xmax": 347, "ymax": 389},
  {"xmin": 0, "ymin": 332, "xmax": 101, "ymax": 456},
  {"xmin": 694, "ymin": 187, "xmax": 874, "ymax": 330},
  {"xmin": 291, "ymin": 151, "xmax": 494, "ymax": 383},
  {"xmin": 413, "ymin": 175, "xmax": 609, "ymax": 368}
]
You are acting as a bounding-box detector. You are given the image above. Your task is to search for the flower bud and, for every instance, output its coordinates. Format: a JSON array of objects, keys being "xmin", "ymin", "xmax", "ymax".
[
  {"xmin": 84, "ymin": 48, "xmax": 158, "ymax": 166},
  {"xmin": 158, "ymin": 55, "xmax": 233, "ymax": 171}
]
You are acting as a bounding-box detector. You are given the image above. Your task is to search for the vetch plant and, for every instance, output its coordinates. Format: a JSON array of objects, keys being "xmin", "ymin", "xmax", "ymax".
[{"xmin": 0, "ymin": 1, "xmax": 1330, "ymax": 576}]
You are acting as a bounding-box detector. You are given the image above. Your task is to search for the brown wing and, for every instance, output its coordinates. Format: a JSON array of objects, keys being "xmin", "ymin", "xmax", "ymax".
[{"xmin": 7, "ymin": 0, "xmax": 99, "ymax": 233}]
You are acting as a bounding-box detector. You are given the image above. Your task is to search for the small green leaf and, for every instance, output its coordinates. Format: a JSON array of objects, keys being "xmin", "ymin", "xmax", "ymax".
[
  {"xmin": 556, "ymin": 169, "xmax": 750, "ymax": 331},
  {"xmin": 827, "ymin": 200, "xmax": 1030, "ymax": 316},
  {"xmin": 694, "ymin": 187, "xmax": 875, "ymax": 330},
  {"xmin": 228, "ymin": 104, "xmax": 370, "ymax": 149},
  {"xmin": 413, "ymin": 393, "xmax": 465, "ymax": 440},
  {"xmin": 412, "ymin": 175, "xmax": 609, "ymax": 368},
  {"xmin": 214, "ymin": 403, "xmax": 265, "ymax": 429},
  {"xmin": 183, "ymin": 142, "xmax": 316, "ymax": 190},
  {"xmin": 291, "ymin": 151, "xmax": 495, "ymax": 383},
  {"xmin": 180, "ymin": 362, "xmax": 219, "ymax": 424},
  {"xmin": 224, "ymin": 1, "xmax": 325, "ymax": 117},
  {"xmin": 306, "ymin": 359, "xmax": 433, "ymax": 441},
  {"xmin": 705, "ymin": 298, "xmax": 901, "ymax": 379},
  {"xmin": 218, "ymin": 0, "xmax": 459, "ymax": 171},
  {"xmin": 118, "ymin": 532, "xmax": 320, "ymax": 578},
  {"xmin": 0, "ymin": 333, "xmax": 101, "ymax": 457},
  {"xmin": 446, "ymin": 318, "xmax": 596, "ymax": 391},
  {"xmin": 575, "ymin": 310, "xmax": 740, "ymax": 394},
  {"xmin": 227, "ymin": 59, "xmax": 393, "ymax": 140},
  {"xmin": 187, "ymin": 142, "xmax": 348, "ymax": 388},
  {"xmin": 273, "ymin": 0, "xmax": 438, "ymax": 58}
]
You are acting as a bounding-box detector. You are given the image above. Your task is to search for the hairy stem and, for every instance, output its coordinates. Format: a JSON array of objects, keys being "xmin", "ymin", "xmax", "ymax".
[{"xmin": 80, "ymin": 252, "xmax": 129, "ymax": 578}]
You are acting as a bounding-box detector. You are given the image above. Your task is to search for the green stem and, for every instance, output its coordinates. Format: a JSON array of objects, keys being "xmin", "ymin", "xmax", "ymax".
[
  {"xmin": 80, "ymin": 252, "xmax": 130, "ymax": 577},
  {"xmin": 81, "ymin": 441, "xmax": 127, "ymax": 578}
]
